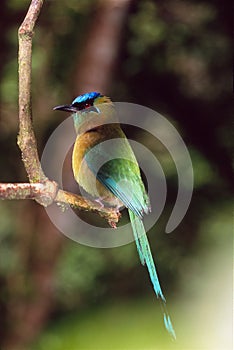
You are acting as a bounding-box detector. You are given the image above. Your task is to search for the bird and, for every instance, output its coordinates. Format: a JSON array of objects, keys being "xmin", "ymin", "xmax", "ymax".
[{"xmin": 53, "ymin": 91, "xmax": 176, "ymax": 339}]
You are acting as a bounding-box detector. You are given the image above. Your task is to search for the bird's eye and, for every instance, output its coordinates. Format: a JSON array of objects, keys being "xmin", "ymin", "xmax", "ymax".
[{"xmin": 72, "ymin": 101, "xmax": 93, "ymax": 110}]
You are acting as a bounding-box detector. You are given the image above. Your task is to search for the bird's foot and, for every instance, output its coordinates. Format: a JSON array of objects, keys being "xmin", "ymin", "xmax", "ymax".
[{"xmin": 94, "ymin": 197, "xmax": 105, "ymax": 208}]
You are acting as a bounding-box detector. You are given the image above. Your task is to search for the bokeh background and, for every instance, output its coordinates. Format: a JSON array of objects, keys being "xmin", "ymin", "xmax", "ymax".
[{"xmin": 0, "ymin": 0, "xmax": 232, "ymax": 349}]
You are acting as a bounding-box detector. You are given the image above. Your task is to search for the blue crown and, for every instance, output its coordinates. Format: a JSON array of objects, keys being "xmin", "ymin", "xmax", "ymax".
[{"xmin": 72, "ymin": 92, "xmax": 101, "ymax": 104}]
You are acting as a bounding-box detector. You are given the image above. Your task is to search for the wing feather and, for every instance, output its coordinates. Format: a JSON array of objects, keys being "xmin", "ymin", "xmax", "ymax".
[{"xmin": 84, "ymin": 140, "xmax": 150, "ymax": 216}]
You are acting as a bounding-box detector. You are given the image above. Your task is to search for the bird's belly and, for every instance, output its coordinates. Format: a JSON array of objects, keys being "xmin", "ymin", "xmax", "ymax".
[{"xmin": 72, "ymin": 134, "xmax": 123, "ymax": 209}]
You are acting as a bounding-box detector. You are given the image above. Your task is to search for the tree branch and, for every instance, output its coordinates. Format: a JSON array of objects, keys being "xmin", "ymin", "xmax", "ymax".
[
  {"xmin": 0, "ymin": 183, "xmax": 120, "ymax": 226},
  {"xmin": 0, "ymin": 0, "xmax": 120, "ymax": 227},
  {"xmin": 17, "ymin": 0, "xmax": 46, "ymax": 184}
]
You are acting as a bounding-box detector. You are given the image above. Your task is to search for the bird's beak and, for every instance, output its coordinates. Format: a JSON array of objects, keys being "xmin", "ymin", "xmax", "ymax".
[{"xmin": 53, "ymin": 104, "xmax": 77, "ymax": 113}]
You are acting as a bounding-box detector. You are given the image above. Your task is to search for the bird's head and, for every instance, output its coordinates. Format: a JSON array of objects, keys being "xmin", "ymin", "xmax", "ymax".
[
  {"xmin": 53, "ymin": 92, "xmax": 115, "ymax": 134},
  {"xmin": 53, "ymin": 92, "xmax": 112, "ymax": 114}
]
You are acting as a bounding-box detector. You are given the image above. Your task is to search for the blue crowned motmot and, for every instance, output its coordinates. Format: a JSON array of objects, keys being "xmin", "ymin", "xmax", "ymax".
[{"xmin": 54, "ymin": 92, "xmax": 176, "ymax": 339}]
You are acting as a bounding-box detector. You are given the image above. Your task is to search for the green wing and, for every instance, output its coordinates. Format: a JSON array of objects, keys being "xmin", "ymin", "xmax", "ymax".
[{"xmin": 84, "ymin": 138, "xmax": 150, "ymax": 216}]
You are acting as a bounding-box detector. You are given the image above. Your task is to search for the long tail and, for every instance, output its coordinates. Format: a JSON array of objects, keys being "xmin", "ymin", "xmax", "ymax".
[{"xmin": 129, "ymin": 210, "xmax": 176, "ymax": 339}]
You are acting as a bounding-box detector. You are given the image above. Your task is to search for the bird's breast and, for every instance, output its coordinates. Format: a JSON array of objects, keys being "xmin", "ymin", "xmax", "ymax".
[{"xmin": 72, "ymin": 130, "xmax": 122, "ymax": 207}]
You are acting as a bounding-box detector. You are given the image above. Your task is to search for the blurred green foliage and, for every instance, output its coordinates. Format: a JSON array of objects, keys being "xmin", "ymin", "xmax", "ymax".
[
  {"xmin": 0, "ymin": 202, "xmax": 19, "ymax": 274},
  {"xmin": 32, "ymin": 206, "xmax": 232, "ymax": 350},
  {"xmin": 32, "ymin": 298, "xmax": 173, "ymax": 350},
  {"xmin": 55, "ymin": 244, "xmax": 106, "ymax": 308}
]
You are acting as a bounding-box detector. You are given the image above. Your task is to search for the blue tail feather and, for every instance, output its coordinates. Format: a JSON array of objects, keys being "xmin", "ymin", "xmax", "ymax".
[{"xmin": 129, "ymin": 210, "xmax": 176, "ymax": 339}]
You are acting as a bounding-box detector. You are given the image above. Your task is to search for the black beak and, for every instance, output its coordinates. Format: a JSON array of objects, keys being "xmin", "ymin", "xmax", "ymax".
[{"xmin": 53, "ymin": 104, "xmax": 77, "ymax": 113}]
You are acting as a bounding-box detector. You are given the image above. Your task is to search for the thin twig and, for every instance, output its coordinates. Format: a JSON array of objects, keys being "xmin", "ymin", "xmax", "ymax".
[{"xmin": 55, "ymin": 189, "xmax": 121, "ymax": 225}]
